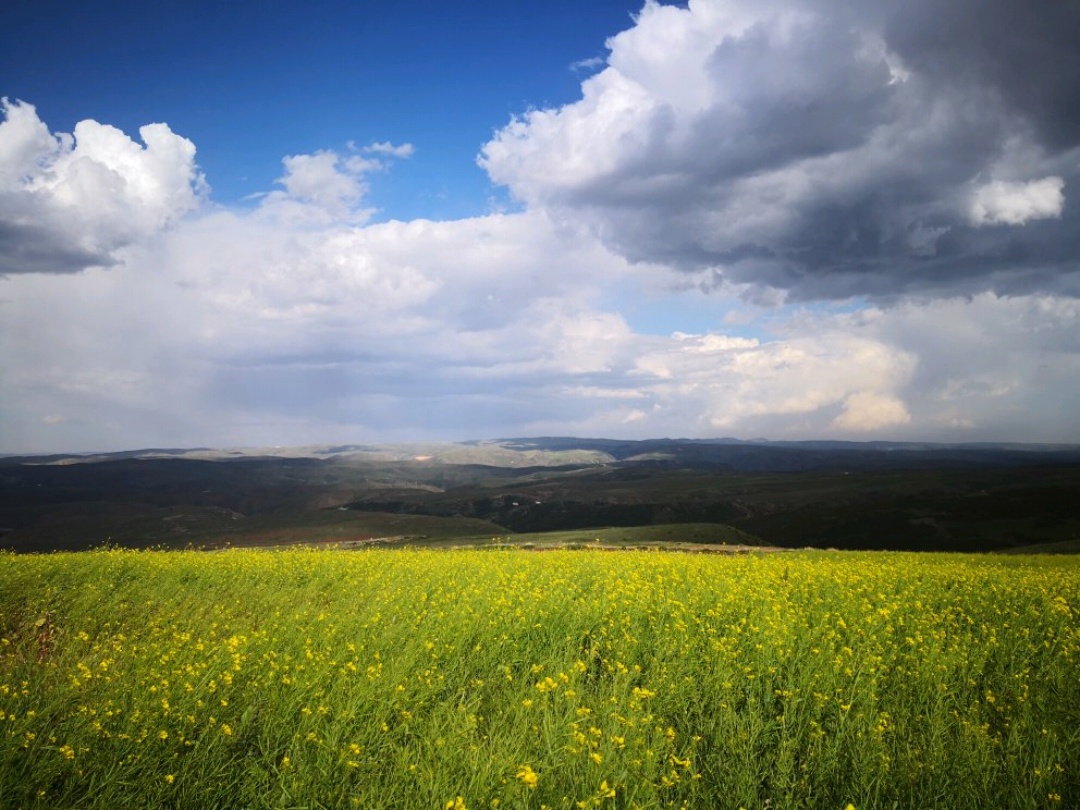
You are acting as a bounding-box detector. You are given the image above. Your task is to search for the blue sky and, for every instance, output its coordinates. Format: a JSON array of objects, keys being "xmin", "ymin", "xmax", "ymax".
[
  {"xmin": 3, "ymin": 0, "xmax": 638, "ymax": 220},
  {"xmin": 1, "ymin": 0, "xmax": 1079, "ymax": 452}
]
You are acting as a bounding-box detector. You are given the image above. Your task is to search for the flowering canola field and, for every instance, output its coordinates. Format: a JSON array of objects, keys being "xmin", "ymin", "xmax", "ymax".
[{"xmin": 1, "ymin": 548, "xmax": 1077, "ymax": 809}]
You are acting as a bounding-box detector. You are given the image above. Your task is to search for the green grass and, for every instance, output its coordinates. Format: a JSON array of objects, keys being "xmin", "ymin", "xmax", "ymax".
[{"xmin": 1, "ymin": 548, "xmax": 1077, "ymax": 809}]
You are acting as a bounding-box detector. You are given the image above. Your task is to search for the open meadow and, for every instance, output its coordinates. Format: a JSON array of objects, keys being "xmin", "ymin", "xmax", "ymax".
[{"xmin": 1, "ymin": 547, "xmax": 1077, "ymax": 809}]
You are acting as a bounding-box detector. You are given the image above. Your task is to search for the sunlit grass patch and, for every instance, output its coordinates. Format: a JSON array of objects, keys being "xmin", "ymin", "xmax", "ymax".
[{"xmin": 1, "ymin": 547, "xmax": 1077, "ymax": 808}]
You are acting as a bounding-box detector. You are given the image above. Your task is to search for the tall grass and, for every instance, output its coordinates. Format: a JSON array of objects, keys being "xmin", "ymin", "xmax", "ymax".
[{"xmin": 1, "ymin": 548, "xmax": 1077, "ymax": 809}]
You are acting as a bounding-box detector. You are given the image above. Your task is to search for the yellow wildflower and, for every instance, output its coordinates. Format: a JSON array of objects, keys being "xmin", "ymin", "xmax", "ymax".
[{"xmin": 516, "ymin": 764, "xmax": 538, "ymax": 788}]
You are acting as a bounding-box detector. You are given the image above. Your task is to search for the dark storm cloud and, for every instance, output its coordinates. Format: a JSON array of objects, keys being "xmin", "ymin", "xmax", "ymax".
[
  {"xmin": 883, "ymin": 0, "xmax": 1080, "ymax": 152},
  {"xmin": 482, "ymin": 0, "xmax": 1080, "ymax": 301},
  {"xmin": 0, "ymin": 218, "xmax": 115, "ymax": 275},
  {"xmin": 720, "ymin": 193, "xmax": 1080, "ymax": 302}
]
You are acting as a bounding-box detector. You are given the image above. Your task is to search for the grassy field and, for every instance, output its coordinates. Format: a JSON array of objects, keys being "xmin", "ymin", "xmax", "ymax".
[{"xmin": 1, "ymin": 548, "xmax": 1077, "ymax": 809}]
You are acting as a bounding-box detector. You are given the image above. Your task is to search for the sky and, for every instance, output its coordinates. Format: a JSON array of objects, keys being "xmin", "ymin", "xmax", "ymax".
[{"xmin": 1, "ymin": 0, "xmax": 1079, "ymax": 453}]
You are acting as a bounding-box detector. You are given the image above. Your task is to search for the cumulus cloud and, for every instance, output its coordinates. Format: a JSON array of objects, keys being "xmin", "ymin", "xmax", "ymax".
[
  {"xmin": 0, "ymin": 204, "xmax": 646, "ymax": 450},
  {"xmin": 480, "ymin": 0, "xmax": 1080, "ymax": 301},
  {"xmin": 255, "ymin": 140, "xmax": 415, "ymax": 223},
  {"xmin": 631, "ymin": 327, "xmax": 917, "ymax": 434},
  {"xmin": 4, "ymin": 1, "xmax": 1080, "ymax": 454},
  {"xmin": 263, "ymin": 150, "xmax": 379, "ymax": 221},
  {"xmin": 832, "ymin": 392, "xmax": 911, "ymax": 432},
  {"xmin": 0, "ymin": 98, "xmax": 205, "ymax": 274},
  {"xmin": 4, "ymin": 201, "xmax": 1079, "ymax": 449}
]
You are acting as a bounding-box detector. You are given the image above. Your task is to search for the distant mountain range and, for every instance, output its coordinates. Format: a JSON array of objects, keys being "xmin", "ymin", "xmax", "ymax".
[
  {"xmin": 6, "ymin": 436, "xmax": 1080, "ymax": 471},
  {"xmin": 3, "ymin": 437, "xmax": 1078, "ymax": 554}
]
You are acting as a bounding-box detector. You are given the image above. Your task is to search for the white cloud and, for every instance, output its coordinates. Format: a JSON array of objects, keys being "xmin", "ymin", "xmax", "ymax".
[
  {"xmin": 0, "ymin": 97, "xmax": 56, "ymax": 185},
  {"xmin": 479, "ymin": 0, "xmax": 1080, "ymax": 301},
  {"xmin": 832, "ymin": 392, "xmax": 911, "ymax": 432},
  {"xmin": 279, "ymin": 151, "xmax": 366, "ymax": 205},
  {"xmin": 479, "ymin": 0, "xmax": 904, "ymax": 215},
  {"xmin": 255, "ymin": 142, "xmax": 417, "ymax": 224},
  {"xmin": 260, "ymin": 149, "xmax": 378, "ymax": 222},
  {"xmin": 4, "ymin": 204, "xmax": 1079, "ymax": 449},
  {"xmin": 969, "ymin": 176, "xmax": 1065, "ymax": 226},
  {"xmin": 632, "ymin": 328, "xmax": 917, "ymax": 434},
  {"xmin": 0, "ymin": 196, "xmax": 648, "ymax": 446},
  {"xmin": 3, "ymin": 40, "xmax": 1080, "ymax": 454},
  {"xmin": 0, "ymin": 98, "xmax": 205, "ymax": 274},
  {"xmin": 362, "ymin": 141, "xmax": 415, "ymax": 158}
]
